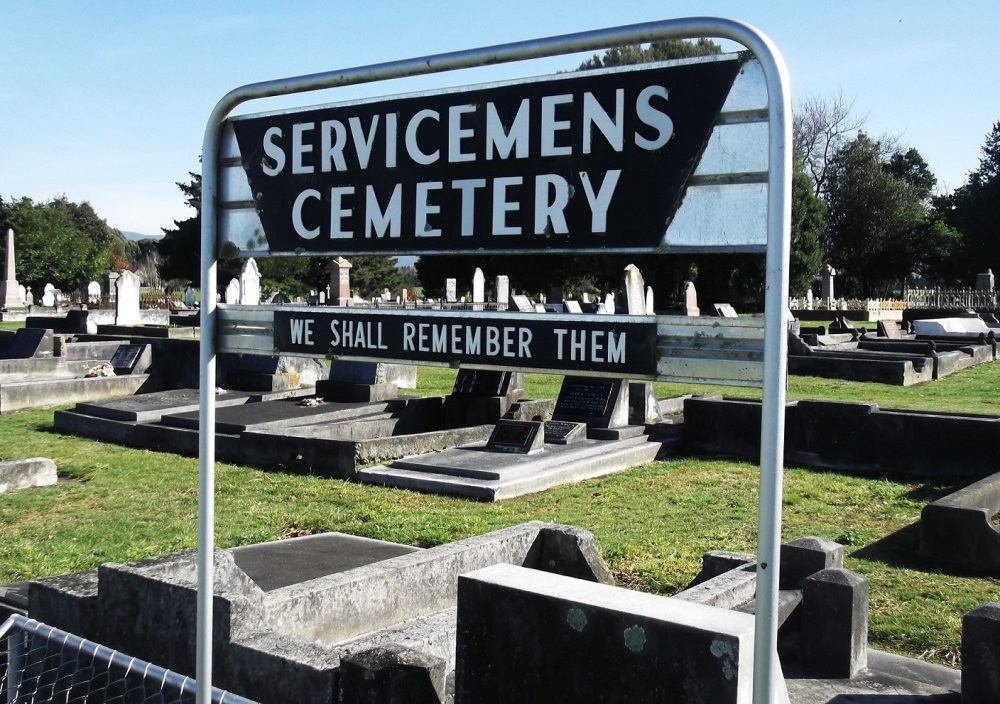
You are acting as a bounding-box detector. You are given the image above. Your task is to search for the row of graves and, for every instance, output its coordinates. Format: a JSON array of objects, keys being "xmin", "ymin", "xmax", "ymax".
[
  {"xmin": 8, "ymin": 25, "xmax": 1000, "ymax": 704},
  {"xmin": 789, "ymin": 312, "xmax": 999, "ymax": 386}
]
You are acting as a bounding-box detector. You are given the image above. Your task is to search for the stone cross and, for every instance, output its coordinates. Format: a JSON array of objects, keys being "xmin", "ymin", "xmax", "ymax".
[
  {"xmin": 622, "ymin": 264, "xmax": 646, "ymax": 315},
  {"xmin": 115, "ymin": 270, "xmax": 142, "ymax": 325},
  {"xmin": 495, "ymin": 275, "xmax": 509, "ymax": 311},
  {"xmin": 239, "ymin": 257, "xmax": 261, "ymax": 305},
  {"xmin": 472, "ymin": 268, "xmax": 485, "ymax": 310},
  {"xmin": 0, "ymin": 228, "xmax": 21, "ymax": 310}
]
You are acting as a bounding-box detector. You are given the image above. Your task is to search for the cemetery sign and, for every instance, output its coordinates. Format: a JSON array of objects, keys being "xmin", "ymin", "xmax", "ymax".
[{"xmin": 227, "ymin": 56, "xmax": 744, "ymax": 255}]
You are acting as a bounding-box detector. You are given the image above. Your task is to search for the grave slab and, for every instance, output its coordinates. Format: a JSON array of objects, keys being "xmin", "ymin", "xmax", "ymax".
[{"xmin": 159, "ymin": 397, "xmax": 395, "ymax": 434}]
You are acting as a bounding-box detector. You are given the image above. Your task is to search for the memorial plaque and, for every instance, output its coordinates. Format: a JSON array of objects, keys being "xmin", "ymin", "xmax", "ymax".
[
  {"xmin": 563, "ymin": 300, "xmax": 583, "ymax": 314},
  {"xmin": 4, "ymin": 328, "xmax": 48, "ymax": 359},
  {"xmin": 486, "ymin": 419, "xmax": 543, "ymax": 454},
  {"xmin": 552, "ymin": 377, "xmax": 628, "ymax": 429},
  {"xmin": 877, "ymin": 320, "xmax": 902, "ymax": 340},
  {"xmin": 109, "ymin": 343, "xmax": 151, "ymax": 375},
  {"xmin": 510, "ymin": 295, "xmax": 533, "ymax": 313},
  {"xmin": 543, "ymin": 420, "xmax": 586, "ymax": 445},
  {"xmin": 452, "ymin": 370, "xmax": 510, "ymax": 397}
]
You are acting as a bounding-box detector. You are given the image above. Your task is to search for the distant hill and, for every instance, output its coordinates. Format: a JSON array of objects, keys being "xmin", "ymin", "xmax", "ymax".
[{"xmin": 122, "ymin": 230, "xmax": 163, "ymax": 241}]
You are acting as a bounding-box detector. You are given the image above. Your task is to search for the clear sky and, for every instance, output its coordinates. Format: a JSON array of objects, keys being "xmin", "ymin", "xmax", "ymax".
[{"xmin": 2, "ymin": 1, "xmax": 996, "ymax": 236}]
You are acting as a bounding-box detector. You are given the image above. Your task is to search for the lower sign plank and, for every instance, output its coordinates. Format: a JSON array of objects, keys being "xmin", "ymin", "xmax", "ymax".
[{"xmin": 272, "ymin": 309, "xmax": 657, "ymax": 377}]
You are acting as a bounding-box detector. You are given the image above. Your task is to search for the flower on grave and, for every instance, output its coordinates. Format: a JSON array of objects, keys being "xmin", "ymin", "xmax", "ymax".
[{"xmin": 85, "ymin": 363, "xmax": 115, "ymax": 378}]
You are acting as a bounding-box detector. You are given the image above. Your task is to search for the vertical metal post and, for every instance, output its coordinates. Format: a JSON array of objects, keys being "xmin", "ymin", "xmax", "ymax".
[{"xmin": 7, "ymin": 630, "xmax": 25, "ymax": 704}]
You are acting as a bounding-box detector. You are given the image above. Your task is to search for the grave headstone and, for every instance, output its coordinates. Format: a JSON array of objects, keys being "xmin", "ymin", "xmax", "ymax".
[
  {"xmin": 472, "ymin": 268, "xmax": 485, "ymax": 310},
  {"xmin": 602, "ymin": 292, "xmax": 615, "ymax": 315},
  {"xmin": 239, "ymin": 258, "xmax": 261, "ymax": 305},
  {"xmin": 820, "ymin": 263, "xmax": 836, "ymax": 302},
  {"xmin": 18, "ymin": 284, "xmax": 26, "ymax": 305},
  {"xmin": 267, "ymin": 291, "xmax": 290, "ymax": 305},
  {"xmin": 401, "ymin": 288, "xmax": 408, "ymax": 303},
  {"xmin": 44, "ymin": 283, "xmax": 54, "ymax": 294},
  {"xmin": 318, "ymin": 291, "xmax": 326, "ymax": 304},
  {"xmin": 976, "ymin": 269, "xmax": 995, "ymax": 292},
  {"xmin": 552, "ymin": 377, "xmax": 629, "ymax": 429},
  {"xmin": 877, "ymin": 320, "xmax": 902, "ymax": 340},
  {"xmin": 41, "ymin": 290, "xmax": 55, "ymax": 307},
  {"xmin": 0, "ymin": 227, "xmax": 21, "ymax": 310},
  {"xmin": 88, "ymin": 281, "xmax": 102, "ymax": 304},
  {"xmin": 104, "ymin": 272, "xmax": 119, "ymax": 302},
  {"xmin": 549, "ymin": 285, "xmax": 563, "ymax": 304},
  {"xmin": 495, "ymin": 275, "xmax": 509, "ymax": 311},
  {"xmin": 183, "ymin": 285, "xmax": 195, "ymax": 307},
  {"xmin": 445, "ymin": 278, "xmax": 457, "ymax": 303},
  {"xmin": 596, "ymin": 302, "xmax": 608, "ymax": 314},
  {"xmin": 563, "ymin": 300, "xmax": 582, "ymax": 314},
  {"xmin": 645, "ymin": 286, "xmax": 654, "ymax": 316},
  {"xmin": 622, "ymin": 264, "xmax": 645, "ymax": 315},
  {"xmin": 24, "ymin": 289, "xmax": 33, "ymax": 306},
  {"xmin": 510, "ymin": 294, "xmax": 533, "ymax": 313},
  {"xmin": 533, "ymin": 303, "xmax": 546, "ymax": 313},
  {"xmin": 110, "ymin": 343, "xmax": 152, "ymax": 375},
  {"xmin": 380, "ymin": 288, "xmax": 391, "ymax": 303},
  {"xmin": 115, "ymin": 270, "xmax": 141, "ymax": 325},
  {"xmin": 806, "ymin": 288, "xmax": 814, "ymax": 310},
  {"xmin": 485, "ymin": 419, "xmax": 544, "ymax": 454},
  {"xmin": 225, "ymin": 278, "xmax": 240, "ymax": 305},
  {"xmin": 3, "ymin": 328, "xmax": 51, "ymax": 359},
  {"xmin": 684, "ymin": 281, "xmax": 699, "ymax": 316},
  {"xmin": 542, "ymin": 420, "xmax": 586, "ymax": 445},
  {"xmin": 329, "ymin": 256, "xmax": 353, "ymax": 306},
  {"xmin": 581, "ymin": 292, "xmax": 591, "ymax": 304},
  {"xmin": 712, "ymin": 303, "xmax": 738, "ymax": 318},
  {"xmin": 914, "ymin": 317, "xmax": 990, "ymax": 335},
  {"xmin": 451, "ymin": 369, "xmax": 520, "ymax": 397}
]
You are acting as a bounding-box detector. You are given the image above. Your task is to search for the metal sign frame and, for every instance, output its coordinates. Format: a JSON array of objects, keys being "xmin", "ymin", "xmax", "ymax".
[{"xmin": 199, "ymin": 18, "xmax": 790, "ymax": 704}]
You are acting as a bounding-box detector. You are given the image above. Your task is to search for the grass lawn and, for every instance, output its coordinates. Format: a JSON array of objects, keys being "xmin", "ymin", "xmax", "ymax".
[{"xmin": 2, "ymin": 360, "xmax": 999, "ymax": 668}]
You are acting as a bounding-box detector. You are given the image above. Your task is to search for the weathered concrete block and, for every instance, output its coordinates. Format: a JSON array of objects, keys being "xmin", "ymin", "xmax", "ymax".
[
  {"xmin": 921, "ymin": 472, "xmax": 1000, "ymax": 576},
  {"xmin": 0, "ymin": 457, "xmax": 57, "ymax": 494},
  {"xmin": 522, "ymin": 525, "xmax": 615, "ymax": 584},
  {"xmin": 339, "ymin": 645, "xmax": 446, "ymax": 704},
  {"xmin": 962, "ymin": 602, "xmax": 1000, "ymax": 704},
  {"xmin": 780, "ymin": 536, "xmax": 844, "ymax": 589},
  {"xmin": 455, "ymin": 563, "xmax": 782, "ymax": 703},
  {"xmin": 688, "ymin": 551, "xmax": 755, "ymax": 586},
  {"xmin": 801, "ymin": 568, "xmax": 868, "ymax": 678}
]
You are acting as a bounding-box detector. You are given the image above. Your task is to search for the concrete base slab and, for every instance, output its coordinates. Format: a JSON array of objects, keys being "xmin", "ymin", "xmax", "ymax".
[
  {"xmin": 0, "ymin": 457, "xmax": 57, "ymax": 494},
  {"xmin": 359, "ymin": 434, "xmax": 673, "ymax": 500},
  {"xmin": 159, "ymin": 397, "xmax": 398, "ymax": 433}
]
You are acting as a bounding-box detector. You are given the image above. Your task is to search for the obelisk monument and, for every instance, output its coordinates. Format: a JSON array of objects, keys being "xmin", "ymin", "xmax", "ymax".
[{"xmin": 0, "ymin": 228, "xmax": 22, "ymax": 310}]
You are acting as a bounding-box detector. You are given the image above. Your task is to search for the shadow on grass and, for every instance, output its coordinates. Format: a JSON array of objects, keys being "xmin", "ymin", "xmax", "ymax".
[{"xmin": 853, "ymin": 520, "xmax": 1000, "ymax": 580}]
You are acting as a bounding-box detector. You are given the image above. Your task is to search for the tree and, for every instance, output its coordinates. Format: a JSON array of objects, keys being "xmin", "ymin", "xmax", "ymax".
[
  {"xmin": 885, "ymin": 148, "xmax": 936, "ymax": 202},
  {"xmin": 822, "ymin": 134, "xmax": 927, "ymax": 297},
  {"xmin": 350, "ymin": 256, "xmax": 402, "ymax": 299},
  {"xmin": 940, "ymin": 121, "xmax": 1000, "ymax": 277},
  {"xmin": 793, "ymin": 92, "xmax": 867, "ymax": 197},
  {"xmin": 577, "ymin": 38, "xmax": 720, "ymax": 70},
  {"xmin": 789, "ymin": 155, "xmax": 826, "ymax": 296}
]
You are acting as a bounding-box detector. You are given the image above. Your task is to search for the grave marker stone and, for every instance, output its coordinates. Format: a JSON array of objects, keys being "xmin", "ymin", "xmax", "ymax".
[
  {"xmin": 542, "ymin": 420, "xmax": 586, "ymax": 445},
  {"xmin": 821, "ymin": 263, "xmax": 836, "ymax": 302},
  {"xmin": 645, "ymin": 286, "xmax": 654, "ymax": 315},
  {"xmin": 712, "ymin": 303, "xmax": 738, "ymax": 318},
  {"xmin": 622, "ymin": 264, "xmax": 645, "ymax": 315},
  {"xmin": 533, "ymin": 303, "xmax": 546, "ymax": 313},
  {"xmin": 552, "ymin": 377, "xmax": 629, "ymax": 429},
  {"xmin": 115, "ymin": 271, "xmax": 141, "ymax": 325},
  {"xmin": 510, "ymin": 295, "xmax": 533, "ymax": 313},
  {"xmin": 603, "ymin": 292, "xmax": 616, "ymax": 315},
  {"xmin": 110, "ymin": 343, "xmax": 152, "ymax": 375},
  {"xmin": 3, "ymin": 328, "xmax": 50, "ymax": 359},
  {"xmin": 104, "ymin": 272, "xmax": 119, "ymax": 302},
  {"xmin": 41, "ymin": 290, "xmax": 55, "ymax": 307},
  {"xmin": 0, "ymin": 227, "xmax": 21, "ymax": 310},
  {"xmin": 451, "ymin": 369, "xmax": 517, "ymax": 397},
  {"xmin": 877, "ymin": 320, "xmax": 902, "ymax": 340},
  {"xmin": 329, "ymin": 256, "xmax": 353, "ymax": 306},
  {"xmin": 225, "ymin": 278, "xmax": 240, "ymax": 305},
  {"xmin": 472, "ymin": 268, "xmax": 485, "ymax": 310},
  {"xmin": 183, "ymin": 286, "xmax": 195, "ymax": 307},
  {"xmin": 239, "ymin": 258, "xmax": 261, "ymax": 305},
  {"xmin": 549, "ymin": 285, "xmax": 563, "ymax": 304},
  {"xmin": 582, "ymin": 292, "xmax": 591, "ymax": 304},
  {"xmin": 806, "ymin": 288, "xmax": 814, "ymax": 310},
  {"xmin": 318, "ymin": 291, "xmax": 326, "ymax": 304},
  {"xmin": 485, "ymin": 419, "xmax": 543, "ymax": 454},
  {"xmin": 18, "ymin": 284, "xmax": 26, "ymax": 305},
  {"xmin": 563, "ymin": 300, "xmax": 582, "ymax": 314},
  {"xmin": 24, "ymin": 288, "xmax": 33, "ymax": 306},
  {"xmin": 684, "ymin": 281, "xmax": 699, "ymax": 316},
  {"xmin": 445, "ymin": 278, "xmax": 457, "ymax": 303},
  {"xmin": 88, "ymin": 281, "xmax": 102, "ymax": 304},
  {"xmin": 976, "ymin": 269, "xmax": 994, "ymax": 292},
  {"xmin": 495, "ymin": 275, "xmax": 509, "ymax": 312}
]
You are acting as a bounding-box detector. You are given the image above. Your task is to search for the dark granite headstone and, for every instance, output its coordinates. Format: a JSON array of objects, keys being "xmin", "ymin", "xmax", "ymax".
[
  {"xmin": 3, "ymin": 327, "xmax": 50, "ymax": 359},
  {"xmin": 110, "ymin": 344, "xmax": 151, "ymax": 375},
  {"xmin": 552, "ymin": 377, "xmax": 628, "ymax": 429},
  {"xmin": 452, "ymin": 370, "xmax": 517, "ymax": 397},
  {"xmin": 543, "ymin": 420, "xmax": 586, "ymax": 445},
  {"xmin": 486, "ymin": 419, "xmax": 543, "ymax": 454}
]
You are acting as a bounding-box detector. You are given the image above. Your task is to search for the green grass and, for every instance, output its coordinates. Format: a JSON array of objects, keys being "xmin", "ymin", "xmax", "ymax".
[{"xmin": 4, "ymin": 362, "xmax": 1000, "ymax": 667}]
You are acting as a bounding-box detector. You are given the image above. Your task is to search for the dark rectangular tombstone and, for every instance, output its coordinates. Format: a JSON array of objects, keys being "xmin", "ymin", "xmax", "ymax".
[
  {"xmin": 110, "ymin": 343, "xmax": 152, "ymax": 375},
  {"xmin": 486, "ymin": 419, "xmax": 543, "ymax": 454},
  {"xmin": 877, "ymin": 319, "xmax": 902, "ymax": 339},
  {"xmin": 552, "ymin": 377, "xmax": 628, "ymax": 429},
  {"xmin": 3, "ymin": 328, "xmax": 51, "ymax": 359},
  {"xmin": 712, "ymin": 303, "xmax": 739, "ymax": 318},
  {"xmin": 452, "ymin": 370, "xmax": 517, "ymax": 397},
  {"xmin": 542, "ymin": 420, "xmax": 586, "ymax": 445},
  {"xmin": 510, "ymin": 295, "xmax": 533, "ymax": 313}
]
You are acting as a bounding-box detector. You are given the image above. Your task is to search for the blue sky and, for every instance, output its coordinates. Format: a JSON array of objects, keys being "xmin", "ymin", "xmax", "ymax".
[{"xmin": 2, "ymin": 1, "xmax": 996, "ymax": 236}]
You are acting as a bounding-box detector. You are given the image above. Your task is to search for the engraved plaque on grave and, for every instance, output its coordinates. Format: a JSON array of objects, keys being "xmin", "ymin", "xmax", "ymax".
[
  {"xmin": 552, "ymin": 377, "xmax": 627, "ymax": 429},
  {"xmin": 486, "ymin": 419, "xmax": 543, "ymax": 454},
  {"xmin": 543, "ymin": 420, "xmax": 586, "ymax": 445},
  {"xmin": 452, "ymin": 369, "xmax": 509, "ymax": 397},
  {"xmin": 110, "ymin": 343, "xmax": 151, "ymax": 375}
]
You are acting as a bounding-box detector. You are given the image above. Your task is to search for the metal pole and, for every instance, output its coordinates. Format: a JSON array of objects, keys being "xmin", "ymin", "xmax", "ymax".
[{"xmin": 195, "ymin": 17, "xmax": 791, "ymax": 703}]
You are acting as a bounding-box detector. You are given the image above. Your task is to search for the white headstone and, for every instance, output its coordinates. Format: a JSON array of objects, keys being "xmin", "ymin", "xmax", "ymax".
[
  {"xmin": 88, "ymin": 281, "xmax": 101, "ymax": 303},
  {"xmin": 603, "ymin": 292, "xmax": 616, "ymax": 315},
  {"xmin": 18, "ymin": 284, "xmax": 26, "ymax": 305},
  {"xmin": 184, "ymin": 286, "xmax": 195, "ymax": 307},
  {"xmin": 318, "ymin": 291, "xmax": 326, "ymax": 304},
  {"xmin": 645, "ymin": 286, "xmax": 655, "ymax": 316},
  {"xmin": 401, "ymin": 288, "xmax": 408, "ymax": 302},
  {"xmin": 533, "ymin": 303, "xmax": 546, "ymax": 313},
  {"xmin": 684, "ymin": 281, "xmax": 699, "ymax": 316},
  {"xmin": 25, "ymin": 289, "xmax": 33, "ymax": 306},
  {"xmin": 622, "ymin": 264, "xmax": 645, "ymax": 315},
  {"xmin": 41, "ymin": 290, "xmax": 55, "ymax": 307},
  {"xmin": 225, "ymin": 278, "xmax": 240, "ymax": 305},
  {"xmin": 820, "ymin": 263, "xmax": 836, "ymax": 302},
  {"xmin": 472, "ymin": 268, "xmax": 485, "ymax": 306},
  {"xmin": 239, "ymin": 258, "xmax": 261, "ymax": 305},
  {"xmin": 0, "ymin": 227, "xmax": 20, "ymax": 309},
  {"xmin": 445, "ymin": 278, "xmax": 457, "ymax": 303},
  {"xmin": 913, "ymin": 318, "xmax": 990, "ymax": 336},
  {"xmin": 597, "ymin": 302, "xmax": 609, "ymax": 315},
  {"xmin": 381, "ymin": 288, "xmax": 391, "ymax": 302},
  {"xmin": 496, "ymin": 275, "xmax": 510, "ymax": 311},
  {"xmin": 44, "ymin": 282, "xmax": 55, "ymax": 293},
  {"xmin": 582, "ymin": 292, "xmax": 591, "ymax": 304},
  {"xmin": 564, "ymin": 300, "xmax": 583, "ymax": 314},
  {"xmin": 115, "ymin": 270, "xmax": 141, "ymax": 325},
  {"xmin": 805, "ymin": 288, "xmax": 814, "ymax": 310}
]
